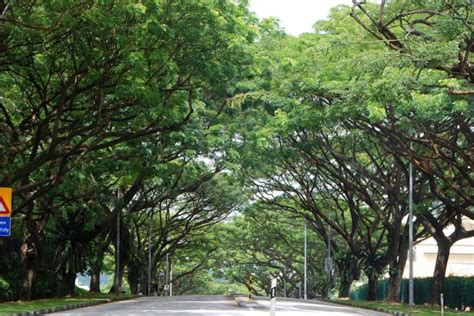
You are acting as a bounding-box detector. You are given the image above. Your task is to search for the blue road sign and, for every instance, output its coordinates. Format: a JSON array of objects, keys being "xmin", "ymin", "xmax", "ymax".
[{"xmin": 0, "ymin": 217, "xmax": 11, "ymax": 237}]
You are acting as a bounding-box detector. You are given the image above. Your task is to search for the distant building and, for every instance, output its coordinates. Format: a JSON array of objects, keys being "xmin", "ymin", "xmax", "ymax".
[{"xmin": 403, "ymin": 219, "xmax": 474, "ymax": 278}]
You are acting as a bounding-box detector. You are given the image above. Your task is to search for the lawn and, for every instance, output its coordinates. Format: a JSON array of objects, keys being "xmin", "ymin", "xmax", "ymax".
[
  {"xmin": 333, "ymin": 299, "xmax": 474, "ymax": 316},
  {"xmin": 0, "ymin": 293, "xmax": 135, "ymax": 316}
]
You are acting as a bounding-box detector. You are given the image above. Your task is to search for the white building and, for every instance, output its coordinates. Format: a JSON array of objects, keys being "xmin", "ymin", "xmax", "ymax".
[{"xmin": 403, "ymin": 219, "xmax": 474, "ymax": 278}]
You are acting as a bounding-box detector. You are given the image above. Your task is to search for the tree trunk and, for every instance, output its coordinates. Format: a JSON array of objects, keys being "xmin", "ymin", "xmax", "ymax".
[
  {"xmin": 335, "ymin": 253, "xmax": 360, "ymax": 298},
  {"xmin": 338, "ymin": 273, "xmax": 353, "ymax": 298},
  {"xmin": 20, "ymin": 267, "xmax": 34, "ymax": 301},
  {"xmin": 59, "ymin": 271, "xmax": 77, "ymax": 297},
  {"xmin": 387, "ymin": 270, "xmax": 402, "ymax": 302},
  {"xmin": 367, "ymin": 274, "xmax": 378, "ymax": 301},
  {"xmin": 89, "ymin": 232, "xmax": 110, "ymax": 293},
  {"xmin": 19, "ymin": 242, "xmax": 36, "ymax": 301},
  {"xmin": 429, "ymin": 240, "xmax": 451, "ymax": 305},
  {"xmin": 387, "ymin": 247, "xmax": 408, "ymax": 302},
  {"xmin": 109, "ymin": 210, "xmax": 129, "ymax": 294},
  {"xmin": 127, "ymin": 263, "xmax": 141, "ymax": 295},
  {"xmin": 89, "ymin": 266, "xmax": 102, "ymax": 293},
  {"xmin": 109, "ymin": 259, "xmax": 125, "ymax": 294}
]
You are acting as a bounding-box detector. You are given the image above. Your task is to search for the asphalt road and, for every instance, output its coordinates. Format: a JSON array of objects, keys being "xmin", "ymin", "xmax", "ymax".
[{"xmin": 47, "ymin": 295, "xmax": 389, "ymax": 316}]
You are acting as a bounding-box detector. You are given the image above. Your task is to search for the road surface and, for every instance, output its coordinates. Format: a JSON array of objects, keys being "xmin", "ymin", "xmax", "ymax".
[{"xmin": 47, "ymin": 295, "xmax": 389, "ymax": 315}]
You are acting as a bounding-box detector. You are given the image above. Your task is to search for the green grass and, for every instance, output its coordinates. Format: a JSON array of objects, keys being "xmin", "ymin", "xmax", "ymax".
[
  {"xmin": 0, "ymin": 293, "xmax": 135, "ymax": 316},
  {"xmin": 333, "ymin": 299, "xmax": 474, "ymax": 316}
]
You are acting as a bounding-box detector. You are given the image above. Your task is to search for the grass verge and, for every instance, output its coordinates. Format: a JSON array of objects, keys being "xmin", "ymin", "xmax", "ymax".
[
  {"xmin": 0, "ymin": 293, "xmax": 136, "ymax": 316},
  {"xmin": 332, "ymin": 299, "xmax": 474, "ymax": 316}
]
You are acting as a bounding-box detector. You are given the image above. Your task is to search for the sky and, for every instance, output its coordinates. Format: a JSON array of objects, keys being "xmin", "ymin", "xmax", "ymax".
[{"xmin": 249, "ymin": 0, "xmax": 354, "ymax": 35}]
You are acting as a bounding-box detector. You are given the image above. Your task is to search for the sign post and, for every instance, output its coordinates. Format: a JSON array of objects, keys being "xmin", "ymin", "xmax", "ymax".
[
  {"xmin": 270, "ymin": 278, "xmax": 277, "ymax": 316},
  {"xmin": 440, "ymin": 293, "xmax": 444, "ymax": 316},
  {"xmin": 0, "ymin": 188, "xmax": 12, "ymax": 237}
]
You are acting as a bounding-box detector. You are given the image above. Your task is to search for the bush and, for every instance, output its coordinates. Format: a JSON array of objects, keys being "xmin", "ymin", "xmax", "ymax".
[
  {"xmin": 0, "ymin": 276, "xmax": 14, "ymax": 302},
  {"xmin": 350, "ymin": 277, "xmax": 474, "ymax": 309}
]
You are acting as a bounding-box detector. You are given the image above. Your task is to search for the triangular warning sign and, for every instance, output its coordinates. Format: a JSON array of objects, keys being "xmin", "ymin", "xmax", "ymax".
[{"xmin": 0, "ymin": 196, "xmax": 11, "ymax": 216}]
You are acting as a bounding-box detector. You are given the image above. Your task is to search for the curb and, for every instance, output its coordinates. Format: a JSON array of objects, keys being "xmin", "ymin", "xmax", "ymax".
[
  {"xmin": 8, "ymin": 296, "xmax": 138, "ymax": 316},
  {"xmin": 319, "ymin": 299, "xmax": 409, "ymax": 316}
]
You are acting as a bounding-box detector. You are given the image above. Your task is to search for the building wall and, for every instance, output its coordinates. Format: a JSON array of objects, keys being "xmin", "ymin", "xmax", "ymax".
[{"xmin": 403, "ymin": 219, "xmax": 474, "ymax": 278}]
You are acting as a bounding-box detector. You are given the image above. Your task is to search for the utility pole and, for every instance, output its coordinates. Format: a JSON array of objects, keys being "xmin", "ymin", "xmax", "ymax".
[
  {"xmin": 170, "ymin": 261, "xmax": 173, "ymax": 297},
  {"xmin": 408, "ymin": 142, "xmax": 414, "ymax": 306},
  {"xmin": 166, "ymin": 253, "xmax": 170, "ymax": 296},
  {"xmin": 326, "ymin": 225, "xmax": 331, "ymax": 299},
  {"xmin": 115, "ymin": 188, "xmax": 121, "ymax": 294},
  {"xmin": 147, "ymin": 211, "xmax": 153, "ymax": 296},
  {"xmin": 304, "ymin": 222, "xmax": 307, "ymax": 300}
]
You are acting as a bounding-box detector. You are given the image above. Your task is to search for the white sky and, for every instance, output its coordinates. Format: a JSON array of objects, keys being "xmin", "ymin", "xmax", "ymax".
[{"xmin": 249, "ymin": 0, "xmax": 354, "ymax": 35}]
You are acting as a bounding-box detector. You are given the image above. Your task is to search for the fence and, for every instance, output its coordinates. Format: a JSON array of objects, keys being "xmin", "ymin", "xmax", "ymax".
[{"xmin": 350, "ymin": 277, "xmax": 474, "ymax": 309}]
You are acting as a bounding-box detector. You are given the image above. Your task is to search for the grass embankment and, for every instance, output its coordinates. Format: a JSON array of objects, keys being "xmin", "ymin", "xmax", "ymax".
[
  {"xmin": 0, "ymin": 293, "xmax": 136, "ymax": 316},
  {"xmin": 333, "ymin": 299, "xmax": 474, "ymax": 316}
]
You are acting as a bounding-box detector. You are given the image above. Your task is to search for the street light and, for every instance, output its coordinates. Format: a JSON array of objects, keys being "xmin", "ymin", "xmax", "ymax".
[
  {"xmin": 115, "ymin": 188, "xmax": 122, "ymax": 294},
  {"xmin": 326, "ymin": 224, "xmax": 331, "ymax": 299},
  {"xmin": 165, "ymin": 253, "xmax": 169, "ymax": 295},
  {"xmin": 166, "ymin": 253, "xmax": 173, "ymax": 296},
  {"xmin": 147, "ymin": 210, "xmax": 153, "ymax": 296},
  {"xmin": 304, "ymin": 221, "xmax": 307, "ymax": 300},
  {"xmin": 408, "ymin": 141, "xmax": 414, "ymax": 306}
]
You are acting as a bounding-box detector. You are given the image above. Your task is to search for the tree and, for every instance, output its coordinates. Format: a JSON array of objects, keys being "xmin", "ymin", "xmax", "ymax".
[
  {"xmin": 350, "ymin": 1, "xmax": 474, "ymax": 303},
  {"xmin": 0, "ymin": 0, "xmax": 255, "ymax": 300},
  {"xmin": 216, "ymin": 205, "xmax": 326, "ymax": 298}
]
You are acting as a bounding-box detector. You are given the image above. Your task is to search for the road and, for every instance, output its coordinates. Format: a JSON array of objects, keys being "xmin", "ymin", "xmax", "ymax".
[{"xmin": 47, "ymin": 295, "xmax": 389, "ymax": 316}]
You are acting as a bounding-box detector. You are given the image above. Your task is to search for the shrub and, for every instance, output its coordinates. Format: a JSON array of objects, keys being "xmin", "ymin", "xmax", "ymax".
[
  {"xmin": 0, "ymin": 276, "xmax": 14, "ymax": 302},
  {"xmin": 350, "ymin": 277, "xmax": 474, "ymax": 309}
]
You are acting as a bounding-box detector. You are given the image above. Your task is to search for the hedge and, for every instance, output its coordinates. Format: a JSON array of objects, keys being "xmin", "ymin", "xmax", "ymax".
[{"xmin": 350, "ymin": 277, "xmax": 474, "ymax": 309}]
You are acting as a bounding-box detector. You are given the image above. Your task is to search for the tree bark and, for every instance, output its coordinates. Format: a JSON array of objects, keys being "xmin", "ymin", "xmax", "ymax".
[
  {"xmin": 109, "ymin": 259, "xmax": 125, "ymax": 294},
  {"xmin": 89, "ymin": 228, "xmax": 111, "ymax": 293},
  {"xmin": 367, "ymin": 274, "xmax": 378, "ymax": 301},
  {"xmin": 338, "ymin": 277, "xmax": 353, "ymax": 298},
  {"xmin": 20, "ymin": 267, "xmax": 34, "ymax": 301},
  {"xmin": 109, "ymin": 213, "xmax": 129, "ymax": 294},
  {"xmin": 336, "ymin": 255, "xmax": 359, "ymax": 298},
  {"xmin": 19, "ymin": 242, "xmax": 36, "ymax": 301},
  {"xmin": 127, "ymin": 263, "xmax": 141, "ymax": 295},
  {"xmin": 429, "ymin": 240, "xmax": 451, "ymax": 305},
  {"xmin": 59, "ymin": 271, "xmax": 77, "ymax": 296},
  {"xmin": 89, "ymin": 266, "xmax": 102, "ymax": 293},
  {"xmin": 387, "ymin": 269, "xmax": 402, "ymax": 302},
  {"xmin": 387, "ymin": 244, "xmax": 408, "ymax": 302}
]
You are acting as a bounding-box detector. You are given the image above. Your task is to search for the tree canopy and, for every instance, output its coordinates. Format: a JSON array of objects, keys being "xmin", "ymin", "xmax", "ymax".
[{"xmin": 0, "ymin": 0, "xmax": 472, "ymax": 305}]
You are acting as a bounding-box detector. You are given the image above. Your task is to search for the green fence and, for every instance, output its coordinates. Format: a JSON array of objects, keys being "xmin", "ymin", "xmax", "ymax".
[{"xmin": 350, "ymin": 277, "xmax": 474, "ymax": 309}]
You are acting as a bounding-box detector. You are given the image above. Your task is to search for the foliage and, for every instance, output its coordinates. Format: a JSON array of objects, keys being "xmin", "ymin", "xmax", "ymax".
[
  {"xmin": 0, "ymin": 0, "xmax": 471, "ymax": 305},
  {"xmin": 0, "ymin": 293, "xmax": 135, "ymax": 316},
  {"xmin": 0, "ymin": 0, "xmax": 256, "ymax": 300},
  {"xmin": 334, "ymin": 298, "xmax": 474, "ymax": 316},
  {"xmin": 351, "ymin": 277, "xmax": 474, "ymax": 309},
  {"xmin": 212, "ymin": 206, "xmax": 327, "ymax": 298}
]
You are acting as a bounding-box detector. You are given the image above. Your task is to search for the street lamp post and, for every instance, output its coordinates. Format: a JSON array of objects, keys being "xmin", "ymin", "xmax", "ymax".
[
  {"xmin": 170, "ymin": 261, "xmax": 173, "ymax": 297},
  {"xmin": 326, "ymin": 224, "xmax": 331, "ymax": 299},
  {"xmin": 166, "ymin": 253, "xmax": 170, "ymax": 296},
  {"xmin": 304, "ymin": 222, "xmax": 307, "ymax": 300},
  {"xmin": 408, "ymin": 142, "xmax": 414, "ymax": 306},
  {"xmin": 147, "ymin": 211, "xmax": 153, "ymax": 296},
  {"xmin": 115, "ymin": 188, "xmax": 121, "ymax": 294}
]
